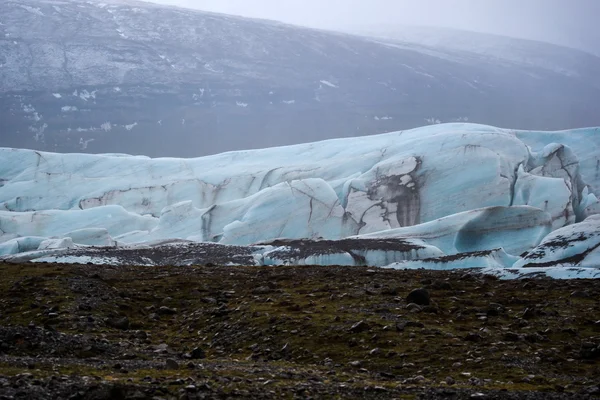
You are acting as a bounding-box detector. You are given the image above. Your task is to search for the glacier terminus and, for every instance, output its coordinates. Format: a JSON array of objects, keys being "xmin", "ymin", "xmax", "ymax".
[{"xmin": 0, "ymin": 123, "xmax": 599, "ymax": 279}]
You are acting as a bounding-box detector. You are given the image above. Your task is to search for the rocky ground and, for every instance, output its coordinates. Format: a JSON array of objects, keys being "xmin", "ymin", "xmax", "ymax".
[{"xmin": 0, "ymin": 263, "xmax": 598, "ymax": 399}]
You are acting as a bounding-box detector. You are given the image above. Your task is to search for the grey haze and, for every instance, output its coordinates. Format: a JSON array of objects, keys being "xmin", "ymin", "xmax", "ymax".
[{"xmin": 147, "ymin": 0, "xmax": 600, "ymax": 56}]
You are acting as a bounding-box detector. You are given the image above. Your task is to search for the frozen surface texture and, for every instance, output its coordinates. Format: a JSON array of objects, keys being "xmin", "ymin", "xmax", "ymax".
[{"xmin": 1, "ymin": 123, "xmax": 599, "ymax": 278}]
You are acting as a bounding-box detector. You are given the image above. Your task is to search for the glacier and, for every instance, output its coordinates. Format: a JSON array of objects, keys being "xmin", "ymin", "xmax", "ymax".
[{"xmin": 0, "ymin": 123, "xmax": 599, "ymax": 278}]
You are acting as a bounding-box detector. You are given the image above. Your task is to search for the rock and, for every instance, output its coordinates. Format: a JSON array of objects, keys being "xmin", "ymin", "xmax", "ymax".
[
  {"xmin": 446, "ymin": 376, "xmax": 456, "ymax": 385},
  {"xmin": 120, "ymin": 353, "xmax": 137, "ymax": 360},
  {"xmin": 571, "ymin": 290, "xmax": 591, "ymax": 298},
  {"xmin": 521, "ymin": 307, "xmax": 537, "ymax": 319},
  {"xmin": 396, "ymin": 320, "xmax": 425, "ymax": 331},
  {"xmin": 165, "ymin": 359, "xmax": 179, "ymax": 370},
  {"xmin": 349, "ymin": 361, "xmax": 362, "ymax": 368},
  {"xmin": 379, "ymin": 372, "xmax": 395, "ymax": 379},
  {"xmin": 349, "ymin": 320, "xmax": 369, "ymax": 333},
  {"xmin": 407, "ymin": 375, "xmax": 426, "ymax": 383},
  {"xmin": 406, "ymin": 289, "xmax": 430, "ymax": 306},
  {"xmin": 422, "ymin": 305, "xmax": 439, "ymax": 314},
  {"xmin": 134, "ymin": 330, "xmax": 148, "ymax": 340},
  {"xmin": 252, "ymin": 286, "xmax": 272, "ymax": 295},
  {"xmin": 486, "ymin": 308, "xmax": 499, "ymax": 317},
  {"xmin": 579, "ymin": 343, "xmax": 600, "ymax": 360},
  {"xmin": 369, "ymin": 348, "xmax": 381, "ymax": 356},
  {"xmin": 525, "ymin": 333, "xmax": 545, "ymax": 343},
  {"xmin": 488, "ymin": 302, "xmax": 505, "ymax": 312},
  {"xmin": 396, "ymin": 321, "xmax": 407, "ymax": 332},
  {"xmin": 503, "ymin": 332, "xmax": 521, "ymax": 342},
  {"xmin": 464, "ymin": 333, "xmax": 483, "ymax": 342},
  {"xmin": 189, "ymin": 347, "xmax": 206, "ymax": 359},
  {"xmin": 406, "ymin": 321, "xmax": 425, "ymax": 329},
  {"xmin": 158, "ymin": 306, "xmax": 177, "ymax": 315},
  {"xmin": 430, "ymin": 281, "xmax": 453, "ymax": 290},
  {"xmin": 201, "ymin": 297, "xmax": 217, "ymax": 304},
  {"xmin": 581, "ymin": 385, "xmax": 600, "ymax": 395},
  {"xmin": 155, "ymin": 343, "xmax": 169, "ymax": 353},
  {"xmin": 470, "ymin": 393, "xmax": 488, "ymax": 398},
  {"xmin": 405, "ymin": 303, "xmax": 422, "ymax": 312},
  {"xmin": 381, "ymin": 287, "xmax": 400, "ymax": 296},
  {"xmin": 108, "ymin": 317, "xmax": 130, "ymax": 330}
]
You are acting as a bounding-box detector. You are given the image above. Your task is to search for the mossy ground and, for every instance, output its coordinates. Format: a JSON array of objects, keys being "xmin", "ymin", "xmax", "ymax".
[{"xmin": 0, "ymin": 263, "xmax": 598, "ymax": 399}]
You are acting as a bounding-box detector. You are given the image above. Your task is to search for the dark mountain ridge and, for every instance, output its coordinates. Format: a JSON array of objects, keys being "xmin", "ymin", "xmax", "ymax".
[{"xmin": 2, "ymin": 0, "xmax": 600, "ymax": 157}]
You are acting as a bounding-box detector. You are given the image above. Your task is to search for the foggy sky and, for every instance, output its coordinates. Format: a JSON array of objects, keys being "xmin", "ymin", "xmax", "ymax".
[{"xmin": 146, "ymin": 0, "xmax": 600, "ymax": 55}]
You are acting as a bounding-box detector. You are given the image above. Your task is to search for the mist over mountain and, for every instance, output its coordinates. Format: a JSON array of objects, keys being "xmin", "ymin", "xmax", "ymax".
[{"xmin": 2, "ymin": 0, "xmax": 600, "ymax": 157}]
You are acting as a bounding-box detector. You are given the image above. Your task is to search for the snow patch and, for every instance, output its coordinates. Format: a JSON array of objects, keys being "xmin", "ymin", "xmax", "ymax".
[
  {"xmin": 425, "ymin": 117, "xmax": 441, "ymax": 125},
  {"xmin": 320, "ymin": 80, "xmax": 338, "ymax": 88},
  {"xmin": 79, "ymin": 138, "xmax": 95, "ymax": 150},
  {"xmin": 19, "ymin": 5, "xmax": 45, "ymax": 16}
]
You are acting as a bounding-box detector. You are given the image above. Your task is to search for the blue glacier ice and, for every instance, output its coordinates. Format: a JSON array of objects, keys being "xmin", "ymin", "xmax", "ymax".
[{"xmin": 0, "ymin": 123, "xmax": 599, "ymax": 278}]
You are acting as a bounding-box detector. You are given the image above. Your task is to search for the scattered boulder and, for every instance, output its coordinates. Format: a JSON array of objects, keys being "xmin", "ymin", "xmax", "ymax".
[
  {"xmin": 430, "ymin": 281, "xmax": 453, "ymax": 290},
  {"xmin": 349, "ymin": 320, "xmax": 369, "ymax": 333},
  {"xmin": 406, "ymin": 288, "xmax": 430, "ymax": 306},
  {"xmin": 252, "ymin": 286, "xmax": 273, "ymax": 295},
  {"xmin": 521, "ymin": 307, "xmax": 537, "ymax": 319},
  {"xmin": 422, "ymin": 305, "xmax": 439, "ymax": 314},
  {"xmin": 107, "ymin": 317, "xmax": 130, "ymax": 331},
  {"xmin": 464, "ymin": 333, "xmax": 483, "ymax": 342},
  {"xmin": 190, "ymin": 347, "xmax": 206, "ymax": 359},
  {"xmin": 503, "ymin": 332, "xmax": 522, "ymax": 342},
  {"xmin": 579, "ymin": 343, "xmax": 600, "ymax": 360},
  {"xmin": 405, "ymin": 303, "xmax": 422, "ymax": 312},
  {"xmin": 165, "ymin": 359, "xmax": 179, "ymax": 370},
  {"xmin": 157, "ymin": 306, "xmax": 177, "ymax": 315},
  {"xmin": 571, "ymin": 291, "xmax": 591, "ymax": 299},
  {"xmin": 369, "ymin": 348, "xmax": 381, "ymax": 356},
  {"xmin": 396, "ymin": 321, "xmax": 425, "ymax": 332},
  {"xmin": 381, "ymin": 287, "xmax": 401, "ymax": 296}
]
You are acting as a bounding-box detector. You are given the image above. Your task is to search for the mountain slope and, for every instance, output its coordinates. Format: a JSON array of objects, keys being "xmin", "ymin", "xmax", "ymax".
[{"xmin": 2, "ymin": 0, "xmax": 600, "ymax": 157}]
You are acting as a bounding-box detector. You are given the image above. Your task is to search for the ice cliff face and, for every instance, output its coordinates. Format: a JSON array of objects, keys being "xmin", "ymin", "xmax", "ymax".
[
  {"xmin": 1, "ymin": 123, "xmax": 599, "ymax": 277},
  {"xmin": 2, "ymin": 0, "xmax": 600, "ymax": 157}
]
